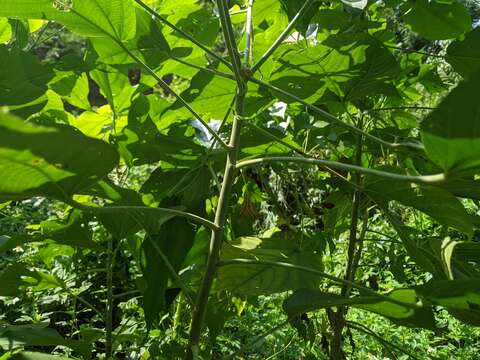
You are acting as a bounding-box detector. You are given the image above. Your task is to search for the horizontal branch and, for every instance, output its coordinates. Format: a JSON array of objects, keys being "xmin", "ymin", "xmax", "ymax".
[
  {"xmin": 235, "ymin": 156, "xmax": 446, "ymax": 184},
  {"xmin": 171, "ymin": 56, "xmax": 236, "ymax": 81},
  {"xmin": 369, "ymin": 106, "xmax": 435, "ymax": 112},
  {"xmin": 133, "ymin": 0, "xmax": 233, "ymax": 69},
  {"xmin": 248, "ymin": 77, "xmax": 425, "ymax": 151},
  {"xmin": 217, "ymin": 258, "xmax": 421, "ymax": 309},
  {"xmin": 69, "ymin": 201, "xmax": 219, "ymax": 231}
]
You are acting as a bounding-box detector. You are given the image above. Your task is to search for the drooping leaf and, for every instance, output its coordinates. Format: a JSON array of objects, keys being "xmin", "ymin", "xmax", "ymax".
[
  {"xmin": 365, "ymin": 176, "xmax": 473, "ymax": 235},
  {"xmin": 218, "ymin": 233, "xmax": 324, "ymax": 296},
  {"xmin": 0, "ymin": 113, "xmax": 119, "ymax": 201},
  {"xmin": 417, "ymin": 279, "xmax": 480, "ymax": 326},
  {"xmin": 279, "ymin": 0, "xmax": 320, "ymax": 34},
  {"xmin": 91, "ymin": 6, "xmax": 170, "ymax": 66},
  {"xmin": 447, "ymin": 27, "xmax": 480, "ymax": 78},
  {"xmin": 0, "ymin": 324, "xmax": 89, "ymax": 358},
  {"xmin": 0, "ymin": 0, "xmax": 136, "ymax": 40},
  {"xmin": 0, "ymin": 46, "xmax": 54, "ymax": 107},
  {"xmin": 11, "ymin": 352, "xmax": 74, "ymax": 360},
  {"xmin": 142, "ymin": 217, "xmax": 196, "ymax": 328},
  {"xmin": 403, "ymin": 0, "xmax": 471, "ymax": 40},
  {"xmin": 420, "ymin": 71, "xmax": 480, "ymax": 174},
  {"xmin": 284, "ymin": 288, "xmax": 436, "ymax": 330}
]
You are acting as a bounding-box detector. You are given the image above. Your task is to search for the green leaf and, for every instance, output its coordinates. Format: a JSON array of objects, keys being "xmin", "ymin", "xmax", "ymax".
[
  {"xmin": 11, "ymin": 352, "xmax": 74, "ymax": 360},
  {"xmin": 0, "ymin": 324, "xmax": 89, "ymax": 358},
  {"xmin": 365, "ymin": 177, "xmax": 473, "ymax": 235},
  {"xmin": 218, "ymin": 233, "xmax": 323, "ymax": 296},
  {"xmin": 403, "ymin": 0, "xmax": 471, "ymax": 40},
  {"xmin": 447, "ymin": 28, "xmax": 480, "ymax": 78},
  {"xmin": 0, "ymin": 113, "xmax": 119, "ymax": 201},
  {"xmin": 90, "ymin": 7, "xmax": 170, "ymax": 66},
  {"xmin": 0, "ymin": 0, "xmax": 136, "ymax": 40},
  {"xmin": 284, "ymin": 288, "xmax": 436, "ymax": 330},
  {"xmin": 142, "ymin": 217, "xmax": 196, "ymax": 328},
  {"xmin": 417, "ymin": 279, "xmax": 480, "ymax": 326},
  {"xmin": 0, "ymin": 264, "xmax": 38, "ymax": 296},
  {"xmin": 0, "ymin": 46, "xmax": 54, "ymax": 107},
  {"xmin": 0, "ymin": 17, "xmax": 11, "ymax": 43},
  {"xmin": 269, "ymin": 34, "xmax": 398, "ymax": 103},
  {"xmin": 279, "ymin": 0, "xmax": 320, "ymax": 34},
  {"xmin": 420, "ymin": 71, "xmax": 480, "ymax": 173}
]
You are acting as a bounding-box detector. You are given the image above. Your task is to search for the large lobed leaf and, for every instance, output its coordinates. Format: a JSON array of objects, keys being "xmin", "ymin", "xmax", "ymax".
[
  {"xmin": 0, "ymin": 113, "xmax": 118, "ymax": 201},
  {"xmin": 420, "ymin": 71, "xmax": 480, "ymax": 174},
  {"xmin": 0, "ymin": 0, "xmax": 136, "ymax": 40}
]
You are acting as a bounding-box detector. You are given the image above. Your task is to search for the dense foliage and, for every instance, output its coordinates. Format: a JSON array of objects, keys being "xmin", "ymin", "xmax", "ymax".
[{"xmin": 1, "ymin": 0, "xmax": 480, "ymax": 359}]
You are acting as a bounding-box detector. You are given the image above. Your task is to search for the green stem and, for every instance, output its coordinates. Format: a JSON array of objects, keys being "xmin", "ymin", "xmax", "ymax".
[
  {"xmin": 174, "ymin": 292, "xmax": 186, "ymax": 330},
  {"xmin": 217, "ymin": 259, "xmax": 421, "ymax": 309},
  {"xmin": 187, "ymin": 1, "xmax": 246, "ymax": 358},
  {"xmin": 342, "ymin": 122, "xmax": 364, "ymax": 297},
  {"xmin": 68, "ymin": 201, "xmax": 219, "ymax": 231},
  {"xmin": 243, "ymin": 121, "xmax": 307, "ymax": 156},
  {"xmin": 332, "ymin": 124, "xmax": 363, "ymax": 360},
  {"xmin": 146, "ymin": 236, "xmax": 194, "ymax": 305},
  {"xmin": 369, "ymin": 106, "xmax": 434, "ymax": 112},
  {"xmin": 244, "ymin": 0, "xmax": 254, "ymax": 66},
  {"xmin": 171, "ymin": 56, "xmax": 236, "ymax": 80},
  {"xmin": 345, "ymin": 320, "xmax": 420, "ymax": 360},
  {"xmin": 248, "ymin": 76, "xmax": 424, "ymax": 151},
  {"xmin": 105, "ymin": 236, "xmax": 114, "ymax": 359},
  {"xmin": 251, "ymin": 0, "xmax": 316, "ymax": 73},
  {"xmin": 117, "ymin": 43, "xmax": 230, "ymax": 150},
  {"xmin": 235, "ymin": 156, "xmax": 445, "ymax": 184},
  {"xmin": 133, "ymin": 0, "xmax": 233, "ymax": 69}
]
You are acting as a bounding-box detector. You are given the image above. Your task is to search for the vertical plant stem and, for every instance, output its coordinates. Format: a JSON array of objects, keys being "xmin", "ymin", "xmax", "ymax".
[
  {"xmin": 244, "ymin": 0, "xmax": 254, "ymax": 65},
  {"xmin": 105, "ymin": 236, "xmax": 114, "ymax": 359},
  {"xmin": 186, "ymin": 1, "xmax": 246, "ymax": 358},
  {"xmin": 331, "ymin": 118, "xmax": 364, "ymax": 360}
]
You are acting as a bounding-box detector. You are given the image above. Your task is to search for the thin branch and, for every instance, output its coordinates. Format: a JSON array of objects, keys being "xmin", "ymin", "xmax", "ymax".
[
  {"xmin": 64, "ymin": 289, "xmax": 104, "ymax": 320},
  {"xmin": 225, "ymin": 319, "xmax": 291, "ymax": 359},
  {"xmin": 217, "ymin": 0, "xmax": 245, "ymax": 86},
  {"xmin": 116, "ymin": 42, "xmax": 230, "ymax": 150},
  {"xmin": 105, "ymin": 236, "xmax": 114, "ymax": 359},
  {"xmin": 133, "ymin": 0, "xmax": 233, "ymax": 69},
  {"xmin": 243, "ymin": 121, "xmax": 307, "ymax": 156},
  {"xmin": 383, "ymin": 44, "xmax": 444, "ymax": 59},
  {"xmin": 112, "ymin": 289, "xmax": 140, "ymax": 299},
  {"xmin": 235, "ymin": 156, "xmax": 446, "ymax": 184},
  {"xmin": 68, "ymin": 201, "xmax": 219, "ymax": 231},
  {"xmin": 248, "ymin": 76, "xmax": 425, "ymax": 151},
  {"xmin": 217, "ymin": 259, "xmax": 421, "ymax": 309},
  {"xmin": 264, "ymin": 335, "xmax": 295, "ymax": 360},
  {"xmin": 244, "ymin": 0, "xmax": 254, "ymax": 65},
  {"xmin": 342, "ymin": 121, "xmax": 364, "ymax": 298},
  {"xmin": 369, "ymin": 106, "xmax": 435, "ymax": 112},
  {"xmin": 171, "ymin": 56, "xmax": 236, "ymax": 81},
  {"xmin": 146, "ymin": 236, "xmax": 194, "ymax": 305},
  {"xmin": 251, "ymin": 0, "xmax": 316, "ymax": 73},
  {"xmin": 346, "ymin": 320, "xmax": 420, "ymax": 360}
]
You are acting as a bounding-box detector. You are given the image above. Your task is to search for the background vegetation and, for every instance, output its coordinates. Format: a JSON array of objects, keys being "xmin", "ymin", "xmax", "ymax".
[{"xmin": 1, "ymin": 0, "xmax": 480, "ymax": 359}]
